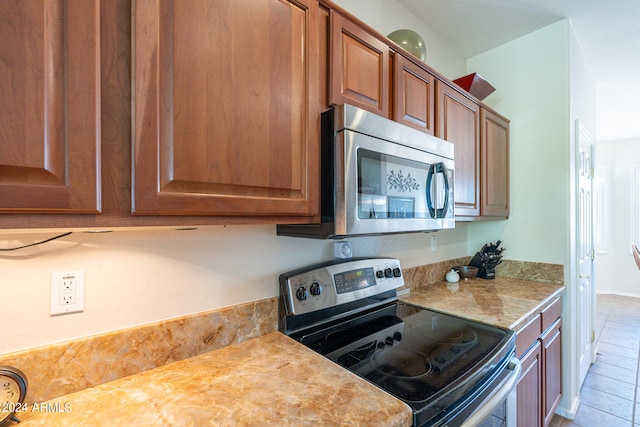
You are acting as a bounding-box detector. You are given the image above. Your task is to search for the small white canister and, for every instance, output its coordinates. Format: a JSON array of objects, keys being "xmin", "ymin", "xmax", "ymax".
[{"xmin": 445, "ymin": 269, "xmax": 460, "ymax": 283}]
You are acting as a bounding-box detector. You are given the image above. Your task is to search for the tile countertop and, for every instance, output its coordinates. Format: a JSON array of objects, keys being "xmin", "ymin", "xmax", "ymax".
[
  {"xmin": 400, "ymin": 277, "xmax": 565, "ymax": 332},
  {"xmin": 14, "ymin": 332, "xmax": 412, "ymax": 427}
]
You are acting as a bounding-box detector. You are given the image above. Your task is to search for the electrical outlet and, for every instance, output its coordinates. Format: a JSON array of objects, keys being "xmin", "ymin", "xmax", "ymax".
[
  {"xmin": 59, "ymin": 275, "xmax": 76, "ymax": 305},
  {"xmin": 50, "ymin": 271, "xmax": 85, "ymax": 316},
  {"xmin": 431, "ymin": 236, "xmax": 437, "ymax": 252}
]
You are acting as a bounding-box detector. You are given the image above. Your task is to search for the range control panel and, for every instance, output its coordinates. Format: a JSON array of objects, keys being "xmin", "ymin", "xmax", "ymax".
[{"xmin": 279, "ymin": 258, "xmax": 404, "ymax": 316}]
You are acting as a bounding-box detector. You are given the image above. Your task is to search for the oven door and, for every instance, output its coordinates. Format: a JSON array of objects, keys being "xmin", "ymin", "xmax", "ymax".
[
  {"xmin": 446, "ymin": 356, "xmax": 521, "ymax": 427},
  {"xmin": 335, "ymin": 128, "xmax": 455, "ymax": 237}
]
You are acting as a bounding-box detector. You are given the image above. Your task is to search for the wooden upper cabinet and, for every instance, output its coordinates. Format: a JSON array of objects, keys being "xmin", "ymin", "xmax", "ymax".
[
  {"xmin": 132, "ymin": 0, "xmax": 320, "ymax": 216},
  {"xmin": 393, "ymin": 53, "xmax": 435, "ymax": 135},
  {"xmin": 329, "ymin": 11, "xmax": 390, "ymax": 117},
  {"xmin": 481, "ymin": 108, "xmax": 510, "ymax": 217},
  {"xmin": 436, "ymin": 81, "xmax": 480, "ymax": 217},
  {"xmin": 0, "ymin": 0, "xmax": 101, "ymax": 213}
]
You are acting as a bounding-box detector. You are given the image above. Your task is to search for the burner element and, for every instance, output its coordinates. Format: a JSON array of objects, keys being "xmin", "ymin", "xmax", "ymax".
[
  {"xmin": 429, "ymin": 330, "xmax": 479, "ymax": 372},
  {"xmin": 371, "ymin": 348, "xmax": 434, "ymax": 379}
]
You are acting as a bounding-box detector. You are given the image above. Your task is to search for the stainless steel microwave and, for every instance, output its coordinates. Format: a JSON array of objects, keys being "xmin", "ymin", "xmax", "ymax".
[{"xmin": 277, "ymin": 104, "xmax": 454, "ymax": 239}]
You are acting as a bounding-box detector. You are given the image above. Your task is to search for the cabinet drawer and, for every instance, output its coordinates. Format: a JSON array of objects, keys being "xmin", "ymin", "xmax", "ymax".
[
  {"xmin": 516, "ymin": 314, "xmax": 542, "ymax": 359},
  {"xmin": 541, "ymin": 298, "xmax": 562, "ymax": 332}
]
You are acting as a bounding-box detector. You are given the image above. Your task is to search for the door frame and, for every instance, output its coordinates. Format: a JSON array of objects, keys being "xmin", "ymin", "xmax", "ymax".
[{"xmin": 576, "ymin": 120, "xmax": 597, "ymax": 381}]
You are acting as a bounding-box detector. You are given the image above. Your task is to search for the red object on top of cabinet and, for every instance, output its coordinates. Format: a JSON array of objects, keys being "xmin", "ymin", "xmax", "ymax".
[{"xmin": 453, "ymin": 73, "xmax": 495, "ymax": 100}]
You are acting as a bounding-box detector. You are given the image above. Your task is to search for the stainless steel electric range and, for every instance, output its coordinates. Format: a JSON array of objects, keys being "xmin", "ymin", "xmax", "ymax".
[{"xmin": 279, "ymin": 257, "xmax": 521, "ymax": 427}]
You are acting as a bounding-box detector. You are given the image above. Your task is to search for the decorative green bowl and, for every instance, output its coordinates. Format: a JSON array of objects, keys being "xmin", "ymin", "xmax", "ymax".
[{"xmin": 387, "ymin": 29, "xmax": 426, "ymax": 61}]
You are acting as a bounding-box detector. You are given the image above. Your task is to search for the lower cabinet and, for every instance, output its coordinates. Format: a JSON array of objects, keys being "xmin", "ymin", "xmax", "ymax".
[
  {"xmin": 517, "ymin": 341, "xmax": 542, "ymax": 427},
  {"xmin": 541, "ymin": 319, "xmax": 562, "ymax": 426},
  {"xmin": 515, "ymin": 297, "xmax": 562, "ymax": 427}
]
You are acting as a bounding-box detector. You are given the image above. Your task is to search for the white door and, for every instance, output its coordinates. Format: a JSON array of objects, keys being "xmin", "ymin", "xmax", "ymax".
[{"xmin": 577, "ymin": 121, "xmax": 596, "ymax": 387}]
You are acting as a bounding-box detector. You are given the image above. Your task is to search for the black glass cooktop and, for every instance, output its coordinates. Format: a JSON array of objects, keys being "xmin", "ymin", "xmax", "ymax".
[{"xmin": 290, "ymin": 301, "xmax": 514, "ymax": 426}]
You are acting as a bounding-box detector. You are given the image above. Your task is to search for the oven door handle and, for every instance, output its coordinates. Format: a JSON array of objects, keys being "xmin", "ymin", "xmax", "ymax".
[{"xmin": 460, "ymin": 357, "xmax": 522, "ymax": 427}]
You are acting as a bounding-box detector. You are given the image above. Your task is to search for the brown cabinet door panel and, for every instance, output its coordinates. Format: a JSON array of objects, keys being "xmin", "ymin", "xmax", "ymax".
[
  {"xmin": 133, "ymin": 0, "xmax": 320, "ymax": 216},
  {"xmin": 436, "ymin": 81, "xmax": 480, "ymax": 217},
  {"xmin": 0, "ymin": 0, "xmax": 100, "ymax": 213},
  {"xmin": 329, "ymin": 11, "xmax": 389, "ymax": 117},
  {"xmin": 393, "ymin": 54, "xmax": 435, "ymax": 135},
  {"xmin": 517, "ymin": 341, "xmax": 542, "ymax": 427},
  {"xmin": 481, "ymin": 108, "xmax": 509, "ymax": 217},
  {"xmin": 542, "ymin": 320, "xmax": 562, "ymax": 426}
]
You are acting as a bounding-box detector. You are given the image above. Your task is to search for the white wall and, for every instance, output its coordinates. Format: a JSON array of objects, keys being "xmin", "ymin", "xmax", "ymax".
[
  {"xmin": 566, "ymin": 23, "xmax": 598, "ymax": 419},
  {"xmin": 596, "ymin": 139, "xmax": 640, "ymax": 296},
  {"xmin": 569, "ymin": 26, "xmax": 597, "ymax": 146},
  {"xmin": 1, "ymin": 225, "xmax": 467, "ymax": 354},
  {"xmin": 466, "ymin": 21, "xmax": 571, "ymax": 264},
  {"xmin": 331, "ymin": 0, "xmax": 466, "ymax": 78},
  {"xmin": 466, "ymin": 21, "xmax": 600, "ymax": 419},
  {"xmin": 568, "ymin": 21, "xmax": 597, "ymax": 302}
]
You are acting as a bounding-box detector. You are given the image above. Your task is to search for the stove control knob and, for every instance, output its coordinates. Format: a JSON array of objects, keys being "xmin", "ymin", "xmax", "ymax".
[
  {"xmin": 393, "ymin": 267, "xmax": 402, "ymax": 277},
  {"xmin": 295, "ymin": 287, "xmax": 308, "ymax": 301},
  {"xmin": 385, "ymin": 336, "xmax": 394, "ymax": 346},
  {"xmin": 377, "ymin": 341, "xmax": 386, "ymax": 349},
  {"xmin": 376, "ymin": 270, "xmax": 384, "ymax": 279},
  {"xmin": 384, "ymin": 268, "xmax": 393, "ymax": 278},
  {"xmin": 393, "ymin": 332, "xmax": 403, "ymax": 342},
  {"xmin": 310, "ymin": 282, "xmax": 322, "ymax": 296}
]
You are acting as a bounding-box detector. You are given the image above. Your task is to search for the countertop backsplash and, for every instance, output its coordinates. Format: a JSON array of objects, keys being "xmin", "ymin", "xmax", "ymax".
[
  {"xmin": 0, "ymin": 257, "xmax": 562, "ymax": 404},
  {"xmin": 402, "ymin": 257, "xmax": 564, "ymax": 290},
  {"xmin": 0, "ymin": 298, "xmax": 277, "ymax": 403},
  {"xmin": 495, "ymin": 259, "xmax": 564, "ymax": 284}
]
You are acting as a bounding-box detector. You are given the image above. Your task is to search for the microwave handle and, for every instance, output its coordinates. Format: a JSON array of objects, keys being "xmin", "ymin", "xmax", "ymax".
[{"xmin": 426, "ymin": 162, "xmax": 450, "ymax": 219}]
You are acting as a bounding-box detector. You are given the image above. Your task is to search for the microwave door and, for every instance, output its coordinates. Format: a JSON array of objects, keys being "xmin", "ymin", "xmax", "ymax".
[{"xmin": 347, "ymin": 134, "xmax": 443, "ymax": 236}]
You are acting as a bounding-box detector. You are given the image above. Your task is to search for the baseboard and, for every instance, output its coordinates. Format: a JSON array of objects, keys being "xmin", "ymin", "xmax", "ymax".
[
  {"xmin": 596, "ymin": 290, "xmax": 640, "ymax": 299},
  {"xmin": 555, "ymin": 395, "xmax": 580, "ymax": 420}
]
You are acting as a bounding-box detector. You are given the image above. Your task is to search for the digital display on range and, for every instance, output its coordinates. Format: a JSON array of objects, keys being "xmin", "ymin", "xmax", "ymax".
[{"xmin": 334, "ymin": 267, "xmax": 376, "ymax": 294}]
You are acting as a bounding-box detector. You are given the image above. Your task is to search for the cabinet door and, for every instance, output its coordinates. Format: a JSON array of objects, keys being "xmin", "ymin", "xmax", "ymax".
[
  {"xmin": 517, "ymin": 341, "xmax": 542, "ymax": 427},
  {"xmin": 436, "ymin": 81, "xmax": 480, "ymax": 217},
  {"xmin": 329, "ymin": 11, "xmax": 390, "ymax": 117},
  {"xmin": 481, "ymin": 108, "xmax": 509, "ymax": 217},
  {"xmin": 132, "ymin": 0, "xmax": 320, "ymax": 216},
  {"xmin": 393, "ymin": 54, "xmax": 435, "ymax": 135},
  {"xmin": 542, "ymin": 320, "xmax": 562, "ymax": 427},
  {"xmin": 0, "ymin": 0, "xmax": 100, "ymax": 213}
]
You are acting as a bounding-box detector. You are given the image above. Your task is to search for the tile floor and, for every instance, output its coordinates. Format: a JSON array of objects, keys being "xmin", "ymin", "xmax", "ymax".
[{"xmin": 551, "ymin": 294, "xmax": 640, "ymax": 427}]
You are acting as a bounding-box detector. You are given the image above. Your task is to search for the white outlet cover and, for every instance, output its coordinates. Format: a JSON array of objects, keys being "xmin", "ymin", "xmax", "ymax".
[{"xmin": 50, "ymin": 270, "xmax": 85, "ymax": 316}]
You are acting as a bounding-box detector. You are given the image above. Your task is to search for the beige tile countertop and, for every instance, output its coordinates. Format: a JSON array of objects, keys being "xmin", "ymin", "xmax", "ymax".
[
  {"xmin": 400, "ymin": 277, "xmax": 565, "ymax": 332},
  {"xmin": 13, "ymin": 332, "xmax": 412, "ymax": 427}
]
